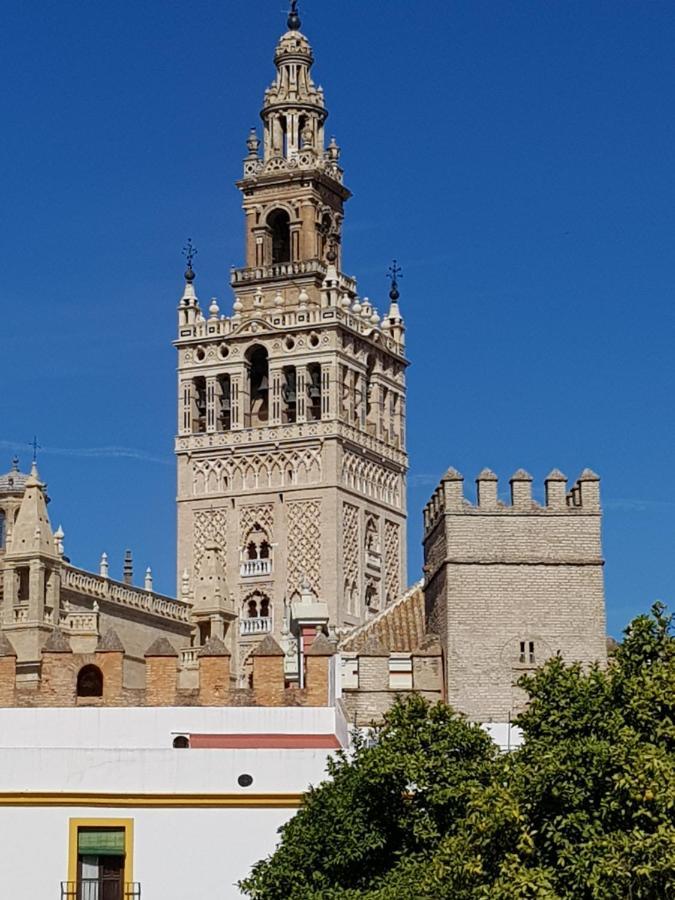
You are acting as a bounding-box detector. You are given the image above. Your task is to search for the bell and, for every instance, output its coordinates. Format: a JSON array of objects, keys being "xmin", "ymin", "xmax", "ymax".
[
  {"xmin": 221, "ymin": 397, "xmax": 231, "ymax": 412},
  {"xmin": 282, "ymin": 386, "xmax": 297, "ymax": 404},
  {"xmin": 308, "ymin": 384, "xmax": 321, "ymax": 401},
  {"xmin": 257, "ymin": 375, "xmax": 269, "ymax": 393}
]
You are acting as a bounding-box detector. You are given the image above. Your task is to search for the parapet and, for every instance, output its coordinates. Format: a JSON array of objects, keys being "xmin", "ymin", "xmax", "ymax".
[
  {"xmin": 423, "ymin": 467, "xmax": 601, "ymax": 535},
  {"xmin": 0, "ymin": 632, "xmax": 336, "ymax": 710}
]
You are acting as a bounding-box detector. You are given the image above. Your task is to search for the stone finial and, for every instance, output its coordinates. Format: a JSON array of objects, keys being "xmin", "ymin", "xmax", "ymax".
[
  {"xmin": 305, "ymin": 632, "xmax": 335, "ymax": 656},
  {"xmin": 145, "ymin": 567, "xmax": 153, "ymax": 591},
  {"xmin": 545, "ymin": 469, "xmax": 568, "ymax": 509},
  {"xmin": 54, "ymin": 525, "xmax": 65, "ymax": 556},
  {"xmin": 100, "ymin": 552, "xmax": 109, "ymax": 578},
  {"xmin": 250, "ymin": 635, "xmax": 285, "ymax": 657},
  {"xmin": 96, "ymin": 629, "xmax": 125, "ymax": 653},
  {"xmin": 198, "ymin": 636, "xmax": 231, "ymax": 658},
  {"xmin": 476, "ymin": 468, "xmax": 499, "ymax": 509},
  {"xmin": 577, "ymin": 469, "xmax": 601, "ymax": 510},
  {"xmin": 144, "ymin": 637, "xmax": 179, "ymax": 658},
  {"xmin": 43, "ymin": 628, "xmax": 72, "ymax": 654},
  {"xmin": 442, "ymin": 467, "xmax": 463, "ymax": 482},
  {"xmin": 208, "ymin": 298, "xmax": 220, "ymax": 319},
  {"xmin": 510, "ymin": 469, "xmax": 534, "ymax": 509},
  {"xmin": 0, "ymin": 632, "xmax": 17, "ymax": 658}
]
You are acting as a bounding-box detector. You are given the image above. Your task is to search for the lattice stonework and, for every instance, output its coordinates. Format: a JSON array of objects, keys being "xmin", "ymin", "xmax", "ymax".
[
  {"xmin": 343, "ymin": 503, "xmax": 360, "ymax": 612},
  {"xmin": 239, "ymin": 504, "xmax": 274, "ymax": 544},
  {"xmin": 193, "ymin": 508, "xmax": 227, "ymax": 573},
  {"xmin": 286, "ymin": 499, "xmax": 322, "ymax": 597},
  {"xmin": 384, "ymin": 520, "xmax": 401, "ymax": 604}
]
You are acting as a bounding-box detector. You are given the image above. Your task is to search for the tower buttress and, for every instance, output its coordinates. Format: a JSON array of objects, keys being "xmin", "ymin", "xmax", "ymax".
[{"xmin": 175, "ymin": 5, "xmax": 409, "ymax": 681}]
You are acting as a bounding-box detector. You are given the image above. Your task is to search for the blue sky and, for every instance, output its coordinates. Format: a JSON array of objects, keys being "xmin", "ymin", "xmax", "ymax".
[{"xmin": 1, "ymin": 0, "xmax": 673, "ymax": 638}]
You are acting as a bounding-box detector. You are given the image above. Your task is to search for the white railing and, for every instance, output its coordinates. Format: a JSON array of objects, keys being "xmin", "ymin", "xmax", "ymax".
[
  {"xmin": 240, "ymin": 617, "xmax": 272, "ymax": 636},
  {"xmin": 240, "ymin": 559, "xmax": 273, "ymax": 578},
  {"xmin": 13, "ymin": 607, "xmax": 28, "ymax": 623},
  {"xmin": 65, "ymin": 612, "xmax": 98, "ymax": 633},
  {"xmin": 62, "ymin": 566, "xmax": 191, "ymax": 623},
  {"xmin": 180, "ymin": 648, "xmax": 200, "ymax": 668}
]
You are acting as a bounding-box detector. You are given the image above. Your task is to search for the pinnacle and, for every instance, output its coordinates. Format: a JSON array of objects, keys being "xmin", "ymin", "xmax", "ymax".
[
  {"xmin": 198, "ymin": 636, "xmax": 231, "ymax": 658},
  {"xmin": 96, "ymin": 629, "xmax": 125, "ymax": 653},
  {"xmin": 251, "ymin": 635, "xmax": 285, "ymax": 657},
  {"xmin": 43, "ymin": 628, "xmax": 72, "ymax": 653},
  {"xmin": 145, "ymin": 637, "xmax": 178, "ymax": 658}
]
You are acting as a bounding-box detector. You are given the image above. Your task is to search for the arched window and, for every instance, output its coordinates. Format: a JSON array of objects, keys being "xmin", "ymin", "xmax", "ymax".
[
  {"xmin": 268, "ymin": 209, "xmax": 291, "ymax": 264},
  {"xmin": 247, "ymin": 345, "xmax": 269, "ymax": 426},
  {"xmin": 173, "ymin": 735, "xmax": 190, "ymax": 749},
  {"xmin": 307, "ymin": 363, "xmax": 322, "ymax": 422},
  {"xmin": 77, "ymin": 665, "xmax": 103, "ymax": 698},
  {"xmin": 244, "ymin": 591, "xmax": 271, "ymax": 621}
]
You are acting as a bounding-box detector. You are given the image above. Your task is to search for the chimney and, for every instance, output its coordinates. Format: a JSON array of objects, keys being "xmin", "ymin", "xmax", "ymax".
[{"xmin": 123, "ymin": 550, "xmax": 133, "ymax": 585}]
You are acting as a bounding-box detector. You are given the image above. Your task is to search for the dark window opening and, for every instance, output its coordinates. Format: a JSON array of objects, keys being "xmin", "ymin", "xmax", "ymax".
[
  {"xmin": 77, "ymin": 665, "xmax": 104, "ymax": 698},
  {"xmin": 282, "ymin": 367, "xmax": 297, "ymax": 423},
  {"xmin": 17, "ymin": 566, "xmax": 30, "ymax": 603},
  {"xmin": 173, "ymin": 735, "xmax": 190, "ymax": 749},
  {"xmin": 218, "ymin": 374, "xmax": 231, "ymax": 431},
  {"xmin": 268, "ymin": 209, "xmax": 291, "ymax": 264},
  {"xmin": 198, "ymin": 621, "xmax": 211, "ymax": 645},
  {"xmin": 248, "ymin": 346, "xmax": 269, "ymax": 425},
  {"xmin": 193, "ymin": 377, "xmax": 207, "ymax": 433},
  {"xmin": 307, "ymin": 364, "xmax": 322, "ymax": 422}
]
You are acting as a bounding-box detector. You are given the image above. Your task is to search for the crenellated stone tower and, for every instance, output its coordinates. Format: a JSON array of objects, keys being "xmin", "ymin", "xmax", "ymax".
[{"xmin": 175, "ymin": 6, "xmax": 409, "ymax": 676}]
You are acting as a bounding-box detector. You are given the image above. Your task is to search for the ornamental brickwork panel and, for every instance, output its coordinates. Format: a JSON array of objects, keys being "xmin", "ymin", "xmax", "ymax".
[
  {"xmin": 384, "ymin": 520, "xmax": 401, "ymax": 604},
  {"xmin": 193, "ymin": 508, "xmax": 227, "ymax": 574},
  {"xmin": 343, "ymin": 503, "xmax": 360, "ymax": 614},
  {"xmin": 286, "ymin": 499, "xmax": 322, "ymax": 597},
  {"xmin": 239, "ymin": 503, "xmax": 274, "ymax": 544}
]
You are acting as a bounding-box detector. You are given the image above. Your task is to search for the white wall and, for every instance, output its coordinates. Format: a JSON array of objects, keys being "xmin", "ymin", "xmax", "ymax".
[
  {"xmin": 0, "ymin": 705, "xmax": 341, "ymax": 749},
  {"xmin": 2, "ymin": 806, "xmax": 294, "ymax": 900}
]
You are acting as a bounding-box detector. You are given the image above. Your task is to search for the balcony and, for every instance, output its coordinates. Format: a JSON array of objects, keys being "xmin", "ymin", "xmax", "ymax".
[
  {"xmin": 240, "ymin": 559, "xmax": 273, "ymax": 579},
  {"xmin": 240, "ymin": 617, "xmax": 273, "ymax": 636},
  {"xmin": 61, "ymin": 882, "xmax": 141, "ymax": 899}
]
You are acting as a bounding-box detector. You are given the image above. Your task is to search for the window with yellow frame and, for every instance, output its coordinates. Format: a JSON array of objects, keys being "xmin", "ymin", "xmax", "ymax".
[{"xmin": 66, "ymin": 818, "xmax": 134, "ymax": 899}]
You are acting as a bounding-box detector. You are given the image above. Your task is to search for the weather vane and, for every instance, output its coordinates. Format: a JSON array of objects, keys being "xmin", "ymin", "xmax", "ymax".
[
  {"xmin": 29, "ymin": 435, "xmax": 41, "ymax": 465},
  {"xmin": 288, "ymin": 0, "xmax": 301, "ymax": 31},
  {"xmin": 182, "ymin": 238, "xmax": 198, "ymax": 282},
  {"xmin": 387, "ymin": 260, "xmax": 403, "ymax": 300}
]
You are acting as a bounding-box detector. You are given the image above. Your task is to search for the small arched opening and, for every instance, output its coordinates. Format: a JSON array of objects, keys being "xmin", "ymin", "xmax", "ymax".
[
  {"xmin": 247, "ymin": 345, "xmax": 269, "ymax": 426},
  {"xmin": 77, "ymin": 665, "xmax": 103, "ymax": 698},
  {"xmin": 173, "ymin": 735, "xmax": 190, "ymax": 749},
  {"xmin": 307, "ymin": 363, "xmax": 322, "ymax": 422},
  {"xmin": 268, "ymin": 209, "xmax": 291, "ymax": 265}
]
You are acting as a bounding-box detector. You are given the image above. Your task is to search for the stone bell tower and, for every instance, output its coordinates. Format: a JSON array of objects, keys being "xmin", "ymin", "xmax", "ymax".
[{"xmin": 175, "ymin": 3, "xmax": 408, "ymax": 673}]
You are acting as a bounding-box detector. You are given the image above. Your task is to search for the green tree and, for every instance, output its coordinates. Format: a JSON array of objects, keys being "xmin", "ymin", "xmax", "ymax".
[{"xmin": 240, "ymin": 605, "xmax": 675, "ymax": 899}]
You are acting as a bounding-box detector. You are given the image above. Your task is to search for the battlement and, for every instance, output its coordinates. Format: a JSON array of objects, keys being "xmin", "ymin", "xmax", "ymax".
[{"xmin": 423, "ymin": 467, "xmax": 601, "ymax": 536}]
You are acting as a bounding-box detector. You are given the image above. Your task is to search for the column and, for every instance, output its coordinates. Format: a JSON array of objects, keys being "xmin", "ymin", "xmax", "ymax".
[
  {"xmin": 321, "ymin": 362, "xmax": 333, "ymax": 420},
  {"xmin": 270, "ymin": 366, "xmax": 283, "ymax": 426},
  {"xmin": 206, "ymin": 376, "xmax": 218, "ymax": 433},
  {"xmin": 180, "ymin": 381, "xmax": 192, "ymax": 435},
  {"xmin": 28, "ymin": 560, "xmax": 46, "ymax": 623},
  {"xmin": 296, "ymin": 366, "xmax": 307, "ymax": 423},
  {"xmin": 230, "ymin": 372, "xmax": 243, "ymax": 431}
]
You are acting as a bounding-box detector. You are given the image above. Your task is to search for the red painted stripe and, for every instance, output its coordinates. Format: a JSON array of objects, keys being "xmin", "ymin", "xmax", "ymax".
[{"xmin": 188, "ymin": 733, "xmax": 341, "ymax": 750}]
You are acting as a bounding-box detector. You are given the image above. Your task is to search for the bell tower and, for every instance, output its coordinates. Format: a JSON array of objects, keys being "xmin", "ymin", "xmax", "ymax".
[{"xmin": 175, "ymin": 3, "xmax": 409, "ymax": 675}]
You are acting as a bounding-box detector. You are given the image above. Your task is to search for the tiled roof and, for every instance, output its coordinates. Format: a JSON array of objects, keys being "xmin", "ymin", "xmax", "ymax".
[{"xmin": 339, "ymin": 581, "xmax": 426, "ymax": 653}]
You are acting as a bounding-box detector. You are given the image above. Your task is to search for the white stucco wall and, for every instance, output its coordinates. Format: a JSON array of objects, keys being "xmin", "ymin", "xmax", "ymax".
[
  {"xmin": 2, "ymin": 806, "xmax": 295, "ymax": 899},
  {"xmin": 0, "ymin": 706, "xmax": 344, "ymax": 899}
]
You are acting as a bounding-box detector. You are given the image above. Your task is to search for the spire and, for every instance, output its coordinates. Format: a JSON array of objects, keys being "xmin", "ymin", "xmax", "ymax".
[
  {"xmin": 8, "ymin": 464, "xmax": 56, "ymax": 557},
  {"xmin": 287, "ymin": 0, "xmax": 301, "ymax": 31}
]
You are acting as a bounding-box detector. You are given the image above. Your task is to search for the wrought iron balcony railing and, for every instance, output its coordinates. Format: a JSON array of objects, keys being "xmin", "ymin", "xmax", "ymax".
[{"xmin": 61, "ymin": 881, "xmax": 141, "ymax": 899}]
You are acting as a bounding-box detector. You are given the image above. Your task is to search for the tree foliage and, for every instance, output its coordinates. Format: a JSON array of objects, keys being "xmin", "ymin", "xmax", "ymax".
[{"xmin": 240, "ymin": 604, "xmax": 675, "ymax": 899}]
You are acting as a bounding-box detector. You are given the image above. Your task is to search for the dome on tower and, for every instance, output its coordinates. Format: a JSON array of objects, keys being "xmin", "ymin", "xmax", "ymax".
[{"xmin": 0, "ymin": 459, "xmax": 29, "ymax": 496}]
